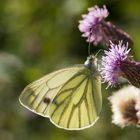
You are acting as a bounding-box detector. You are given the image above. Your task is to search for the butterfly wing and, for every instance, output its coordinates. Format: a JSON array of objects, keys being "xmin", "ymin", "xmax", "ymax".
[
  {"xmin": 19, "ymin": 65, "xmax": 85, "ymax": 117},
  {"xmin": 49, "ymin": 69, "xmax": 102, "ymax": 130}
]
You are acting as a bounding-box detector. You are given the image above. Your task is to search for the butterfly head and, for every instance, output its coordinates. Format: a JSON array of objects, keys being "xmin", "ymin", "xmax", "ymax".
[{"xmin": 84, "ymin": 55, "xmax": 97, "ymax": 70}]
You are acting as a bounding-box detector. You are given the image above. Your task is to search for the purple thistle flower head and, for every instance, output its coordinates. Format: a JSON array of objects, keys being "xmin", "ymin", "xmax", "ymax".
[
  {"xmin": 101, "ymin": 41, "xmax": 130, "ymax": 87},
  {"xmin": 78, "ymin": 5, "xmax": 133, "ymax": 46},
  {"xmin": 78, "ymin": 5, "xmax": 109, "ymax": 45}
]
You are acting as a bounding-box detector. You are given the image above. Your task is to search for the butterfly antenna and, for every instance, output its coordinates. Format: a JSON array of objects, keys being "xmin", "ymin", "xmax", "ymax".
[
  {"xmin": 88, "ymin": 41, "xmax": 91, "ymax": 56},
  {"xmin": 88, "ymin": 31, "xmax": 92, "ymax": 56},
  {"xmin": 95, "ymin": 49, "xmax": 103, "ymax": 58}
]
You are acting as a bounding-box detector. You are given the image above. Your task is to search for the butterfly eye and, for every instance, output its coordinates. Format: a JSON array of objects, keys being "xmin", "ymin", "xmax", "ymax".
[{"xmin": 44, "ymin": 98, "xmax": 51, "ymax": 105}]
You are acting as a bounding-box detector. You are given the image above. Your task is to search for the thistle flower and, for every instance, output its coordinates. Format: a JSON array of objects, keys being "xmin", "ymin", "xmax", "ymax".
[
  {"xmin": 78, "ymin": 5, "xmax": 109, "ymax": 45},
  {"xmin": 109, "ymin": 85, "xmax": 140, "ymax": 127},
  {"xmin": 78, "ymin": 5, "xmax": 133, "ymax": 46},
  {"xmin": 101, "ymin": 41, "xmax": 130, "ymax": 87},
  {"xmin": 101, "ymin": 41, "xmax": 140, "ymax": 88}
]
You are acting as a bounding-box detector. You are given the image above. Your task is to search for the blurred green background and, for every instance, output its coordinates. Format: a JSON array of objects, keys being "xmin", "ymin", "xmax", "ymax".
[{"xmin": 0, "ymin": 0, "xmax": 140, "ymax": 140}]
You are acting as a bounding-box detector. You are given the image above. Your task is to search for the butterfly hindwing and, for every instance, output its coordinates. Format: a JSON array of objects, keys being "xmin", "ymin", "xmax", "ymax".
[
  {"xmin": 19, "ymin": 65, "xmax": 85, "ymax": 117},
  {"xmin": 49, "ymin": 69, "xmax": 102, "ymax": 130}
]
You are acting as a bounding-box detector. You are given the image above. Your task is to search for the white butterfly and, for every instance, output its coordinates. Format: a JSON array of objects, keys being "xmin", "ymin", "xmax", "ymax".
[{"xmin": 19, "ymin": 55, "xmax": 102, "ymax": 130}]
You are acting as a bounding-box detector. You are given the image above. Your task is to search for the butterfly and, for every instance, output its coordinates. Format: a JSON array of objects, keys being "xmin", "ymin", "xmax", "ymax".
[{"xmin": 19, "ymin": 55, "xmax": 102, "ymax": 130}]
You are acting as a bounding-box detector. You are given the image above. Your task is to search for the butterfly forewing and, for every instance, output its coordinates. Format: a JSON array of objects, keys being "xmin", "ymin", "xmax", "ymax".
[
  {"xmin": 49, "ymin": 68, "xmax": 102, "ymax": 130},
  {"xmin": 19, "ymin": 66, "xmax": 85, "ymax": 117}
]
